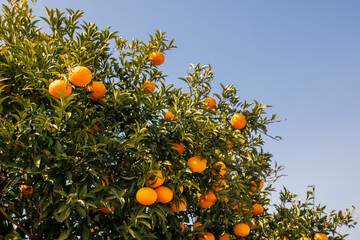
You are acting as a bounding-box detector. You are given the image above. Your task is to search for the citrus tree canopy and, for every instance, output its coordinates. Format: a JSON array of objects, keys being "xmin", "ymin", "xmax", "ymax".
[{"xmin": 0, "ymin": 1, "xmax": 356, "ymax": 239}]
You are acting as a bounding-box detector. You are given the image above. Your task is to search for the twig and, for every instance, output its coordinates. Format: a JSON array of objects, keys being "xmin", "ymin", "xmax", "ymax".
[{"xmin": 0, "ymin": 206, "xmax": 34, "ymax": 239}]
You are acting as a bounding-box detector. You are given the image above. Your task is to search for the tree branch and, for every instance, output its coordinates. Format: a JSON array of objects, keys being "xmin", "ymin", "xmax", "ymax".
[{"xmin": 0, "ymin": 206, "xmax": 34, "ymax": 239}]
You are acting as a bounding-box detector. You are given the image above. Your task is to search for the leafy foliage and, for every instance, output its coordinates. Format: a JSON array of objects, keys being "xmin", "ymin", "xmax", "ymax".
[{"xmin": 0, "ymin": 1, "xmax": 356, "ymax": 239}]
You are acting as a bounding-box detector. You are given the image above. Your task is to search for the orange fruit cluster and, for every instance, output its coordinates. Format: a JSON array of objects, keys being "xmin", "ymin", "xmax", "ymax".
[{"xmin": 48, "ymin": 66, "xmax": 106, "ymax": 101}]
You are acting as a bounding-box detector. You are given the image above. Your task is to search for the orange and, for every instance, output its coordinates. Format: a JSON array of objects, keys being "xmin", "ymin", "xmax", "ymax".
[
  {"xmin": 0, "ymin": 81, "xmax": 11, "ymax": 93},
  {"xmin": 233, "ymin": 203, "xmax": 249, "ymax": 212},
  {"xmin": 164, "ymin": 111, "xmax": 174, "ymax": 121},
  {"xmin": 179, "ymin": 186, "xmax": 184, "ymax": 193},
  {"xmin": 173, "ymin": 142, "xmax": 184, "ymax": 155},
  {"xmin": 193, "ymin": 222, "xmax": 202, "ymax": 229},
  {"xmin": 136, "ymin": 187, "xmax": 157, "ymax": 205},
  {"xmin": 213, "ymin": 161, "xmax": 226, "ymax": 176},
  {"xmin": 149, "ymin": 51, "xmax": 165, "ymax": 66},
  {"xmin": 101, "ymin": 177, "xmax": 109, "ymax": 186},
  {"xmin": 181, "ymin": 224, "xmax": 187, "ymax": 232},
  {"xmin": 251, "ymin": 203, "xmax": 264, "ymax": 216},
  {"xmin": 227, "ymin": 140, "xmax": 234, "ymax": 151},
  {"xmin": 204, "ymin": 191, "xmax": 217, "ymax": 202},
  {"xmin": 233, "ymin": 223, "xmax": 250, "ymax": 237},
  {"xmin": 141, "ymin": 81, "xmax": 156, "ymax": 94},
  {"xmin": 147, "ymin": 171, "xmax": 165, "ymax": 188},
  {"xmin": 93, "ymin": 123, "xmax": 104, "ymax": 132},
  {"xmin": 21, "ymin": 185, "xmax": 33, "ymax": 195},
  {"xmin": 218, "ymin": 233, "xmax": 230, "ymax": 240},
  {"xmin": 199, "ymin": 232, "xmax": 215, "ymax": 240},
  {"xmin": 251, "ymin": 180, "xmax": 264, "ymax": 192},
  {"xmin": 300, "ymin": 238, "xmax": 310, "ymax": 240},
  {"xmin": 155, "ymin": 186, "xmax": 173, "ymax": 203},
  {"xmin": 212, "ymin": 179, "xmax": 227, "ymax": 192},
  {"xmin": 231, "ymin": 113, "xmax": 247, "ymax": 129},
  {"xmin": 87, "ymin": 126, "xmax": 95, "ymax": 135},
  {"xmin": 203, "ymin": 97, "xmax": 216, "ymax": 110},
  {"xmin": 49, "ymin": 80, "xmax": 72, "ymax": 99},
  {"xmin": 170, "ymin": 198, "xmax": 187, "ymax": 212},
  {"xmin": 87, "ymin": 123, "xmax": 104, "ymax": 134},
  {"xmin": 199, "ymin": 197, "xmax": 214, "ymax": 208},
  {"xmin": 187, "ymin": 156, "xmax": 207, "ymax": 173},
  {"xmin": 87, "ymin": 81, "xmax": 106, "ymax": 100},
  {"xmin": 314, "ymin": 233, "xmax": 328, "ymax": 240},
  {"xmin": 99, "ymin": 205, "xmax": 114, "ymax": 213},
  {"xmin": 90, "ymin": 226, "xmax": 98, "ymax": 232},
  {"xmin": 69, "ymin": 66, "xmax": 92, "ymax": 86}
]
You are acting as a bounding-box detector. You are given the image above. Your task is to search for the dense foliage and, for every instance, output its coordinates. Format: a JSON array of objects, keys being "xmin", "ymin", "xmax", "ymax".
[{"xmin": 0, "ymin": 1, "xmax": 356, "ymax": 239}]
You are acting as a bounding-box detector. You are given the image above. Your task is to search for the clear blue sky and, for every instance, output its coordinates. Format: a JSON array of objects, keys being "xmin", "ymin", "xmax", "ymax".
[{"xmin": 32, "ymin": 0, "xmax": 360, "ymax": 238}]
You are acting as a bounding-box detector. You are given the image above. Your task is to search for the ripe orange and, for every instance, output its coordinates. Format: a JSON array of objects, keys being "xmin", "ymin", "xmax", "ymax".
[
  {"xmin": 49, "ymin": 80, "xmax": 72, "ymax": 99},
  {"xmin": 155, "ymin": 186, "xmax": 173, "ymax": 203},
  {"xmin": 227, "ymin": 140, "xmax": 234, "ymax": 151},
  {"xmin": 136, "ymin": 187, "xmax": 157, "ymax": 205},
  {"xmin": 141, "ymin": 81, "xmax": 156, "ymax": 94},
  {"xmin": 170, "ymin": 198, "xmax": 187, "ymax": 212},
  {"xmin": 204, "ymin": 191, "xmax": 217, "ymax": 202},
  {"xmin": 251, "ymin": 203, "xmax": 264, "ymax": 216},
  {"xmin": 164, "ymin": 111, "xmax": 174, "ymax": 121},
  {"xmin": 69, "ymin": 66, "xmax": 92, "ymax": 86},
  {"xmin": 149, "ymin": 51, "xmax": 165, "ymax": 66},
  {"xmin": 314, "ymin": 233, "xmax": 328, "ymax": 240},
  {"xmin": 199, "ymin": 197, "xmax": 214, "ymax": 208},
  {"xmin": 21, "ymin": 185, "xmax": 33, "ymax": 195},
  {"xmin": 300, "ymin": 238, "xmax": 310, "ymax": 240},
  {"xmin": 251, "ymin": 180, "xmax": 264, "ymax": 192},
  {"xmin": 213, "ymin": 161, "xmax": 226, "ymax": 176},
  {"xmin": 199, "ymin": 232, "xmax": 215, "ymax": 240},
  {"xmin": 147, "ymin": 171, "xmax": 165, "ymax": 188},
  {"xmin": 173, "ymin": 142, "xmax": 184, "ymax": 155},
  {"xmin": 87, "ymin": 123, "xmax": 105, "ymax": 134},
  {"xmin": 233, "ymin": 203, "xmax": 249, "ymax": 212},
  {"xmin": 181, "ymin": 224, "xmax": 187, "ymax": 232},
  {"xmin": 233, "ymin": 223, "xmax": 250, "ymax": 237},
  {"xmin": 212, "ymin": 179, "xmax": 227, "ymax": 192},
  {"xmin": 218, "ymin": 233, "xmax": 230, "ymax": 240},
  {"xmin": 179, "ymin": 185, "xmax": 184, "ymax": 193},
  {"xmin": 99, "ymin": 205, "xmax": 114, "ymax": 213},
  {"xmin": 101, "ymin": 177, "xmax": 109, "ymax": 186},
  {"xmin": 187, "ymin": 156, "xmax": 207, "ymax": 173},
  {"xmin": 203, "ymin": 97, "xmax": 216, "ymax": 110},
  {"xmin": 90, "ymin": 226, "xmax": 98, "ymax": 232},
  {"xmin": 87, "ymin": 81, "xmax": 106, "ymax": 100},
  {"xmin": 193, "ymin": 222, "xmax": 202, "ymax": 229},
  {"xmin": 231, "ymin": 113, "xmax": 247, "ymax": 129}
]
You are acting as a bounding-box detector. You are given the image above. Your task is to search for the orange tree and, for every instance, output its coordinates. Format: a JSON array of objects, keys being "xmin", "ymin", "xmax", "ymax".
[{"xmin": 0, "ymin": 1, "xmax": 357, "ymax": 239}]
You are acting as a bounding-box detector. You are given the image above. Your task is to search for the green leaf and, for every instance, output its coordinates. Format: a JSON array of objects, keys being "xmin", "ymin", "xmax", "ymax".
[
  {"xmin": 57, "ymin": 207, "xmax": 71, "ymax": 222},
  {"xmin": 55, "ymin": 141, "xmax": 62, "ymax": 154},
  {"xmin": 33, "ymin": 155, "xmax": 41, "ymax": 168},
  {"xmin": 76, "ymin": 207, "xmax": 86, "ymax": 217}
]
